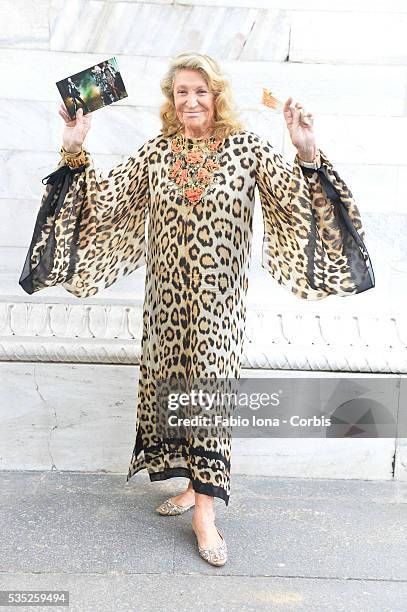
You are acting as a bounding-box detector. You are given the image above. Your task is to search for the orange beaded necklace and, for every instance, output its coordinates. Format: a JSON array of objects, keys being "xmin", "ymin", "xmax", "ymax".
[{"xmin": 168, "ymin": 132, "xmax": 223, "ymax": 205}]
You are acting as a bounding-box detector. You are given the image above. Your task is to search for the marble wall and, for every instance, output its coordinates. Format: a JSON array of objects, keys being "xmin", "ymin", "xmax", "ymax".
[
  {"xmin": 0, "ymin": 361, "xmax": 402, "ymax": 481},
  {"xmin": 1, "ymin": 0, "xmax": 406, "ymax": 313},
  {"xmin": 1, "ymin": 0, "xmax": 406, "ymax": 479}
]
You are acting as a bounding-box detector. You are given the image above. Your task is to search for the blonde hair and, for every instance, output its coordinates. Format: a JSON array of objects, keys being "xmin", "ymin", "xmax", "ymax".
[{"xmin": 159, "ymin": 52, "xmax": 245, "ymax": 139}]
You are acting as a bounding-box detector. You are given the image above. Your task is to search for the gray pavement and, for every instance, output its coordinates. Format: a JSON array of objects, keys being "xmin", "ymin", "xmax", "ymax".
[{"xmin": 0, "ymin": 470, "xmax": 406, "ymax": 612}]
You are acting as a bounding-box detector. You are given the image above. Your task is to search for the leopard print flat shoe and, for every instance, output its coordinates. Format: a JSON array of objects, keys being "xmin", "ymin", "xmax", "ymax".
[
  {"xmin": 197, "ymin": 527, "xmax": 228, "ymax": 567},
  {"xmin": 155, "ymin": 498, "xmax": 195, "ymax": 516}
]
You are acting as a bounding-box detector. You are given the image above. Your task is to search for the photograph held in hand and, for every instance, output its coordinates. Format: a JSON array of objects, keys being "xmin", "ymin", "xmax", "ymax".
[{"xmin": 56, "ymin": 56, "xmax": 127, "ymax": 120}]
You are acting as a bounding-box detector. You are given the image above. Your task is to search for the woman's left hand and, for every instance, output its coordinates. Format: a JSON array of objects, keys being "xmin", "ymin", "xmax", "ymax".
[{"xmin": 283, "ymin": 97, "xmax": 317, "ymax": 162}]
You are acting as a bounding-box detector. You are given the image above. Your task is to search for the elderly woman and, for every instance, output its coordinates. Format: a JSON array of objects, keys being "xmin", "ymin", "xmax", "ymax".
[{"xmin": 19, "ymin": 52, "xmax": 374, "ymax": 567}]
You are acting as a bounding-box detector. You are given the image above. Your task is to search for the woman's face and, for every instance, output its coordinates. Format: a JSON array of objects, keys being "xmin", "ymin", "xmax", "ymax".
[{"xmin": 173, "ymin": 69, "xmax": 215, "ymax": 136}]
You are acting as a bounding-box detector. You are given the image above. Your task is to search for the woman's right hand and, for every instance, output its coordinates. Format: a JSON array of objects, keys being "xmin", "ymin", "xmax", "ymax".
[{"xmin": 58, "ymin": 103, "xmax": 92, "ymax": 153}]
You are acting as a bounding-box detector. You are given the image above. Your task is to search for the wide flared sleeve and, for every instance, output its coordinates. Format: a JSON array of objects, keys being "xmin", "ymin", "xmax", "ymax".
[
  {"xmin": 251, "ymin": 132, "xmax": 375, "ymax": 300},
  {"xmin": 19, "ymin": 138, "xmax": 151, "ymax": 298}
]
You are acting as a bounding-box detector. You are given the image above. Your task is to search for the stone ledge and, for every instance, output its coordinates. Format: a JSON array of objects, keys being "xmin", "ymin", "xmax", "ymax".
[
  {"xmin": 2, "ymin": 51, "xmax": 405, "ymax": 118},
  {"xmin": 290, "ymin": 11, "xmax": 407, "ymax": 65},
  {"xmin": 48, "ymin": 3, "xmax": 290, "ymax": 60},
  {"xmin": 1, "ymin": 300, "xmax": 406, "ymax": 372}
]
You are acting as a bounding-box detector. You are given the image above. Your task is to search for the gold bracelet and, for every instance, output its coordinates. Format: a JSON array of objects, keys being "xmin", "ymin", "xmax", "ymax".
[{"xmin": 60, "ymin": 146, "xmax": 88, "ymax": 168}]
